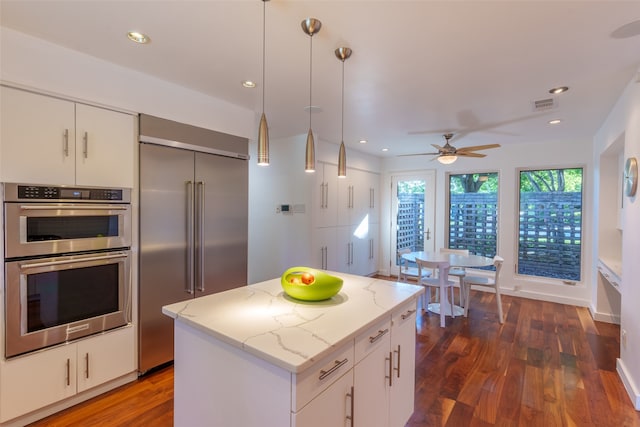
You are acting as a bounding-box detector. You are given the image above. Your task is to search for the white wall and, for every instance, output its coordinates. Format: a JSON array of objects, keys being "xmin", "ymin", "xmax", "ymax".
[
  {"xmin": 594, "ymin": 71, "xmax": 640, "ymax": 409},
  {"xmin": 381, "ymin": 136, "xmax": 594, "ymax": 307},
  {"xmin": 247, "ymin": 133, "xmax": 382, "ymax": 284}
]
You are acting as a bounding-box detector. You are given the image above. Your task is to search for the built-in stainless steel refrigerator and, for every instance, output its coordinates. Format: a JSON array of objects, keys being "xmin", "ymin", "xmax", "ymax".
[{"xmin": 138, "ymin": 114, "xmax": 248, "ymax": 374}]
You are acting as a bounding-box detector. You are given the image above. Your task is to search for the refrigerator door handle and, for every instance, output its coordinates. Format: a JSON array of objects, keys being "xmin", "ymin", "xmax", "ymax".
[
  {"xmin": 186, "ymin": 180, "xmax": 195, "ymax": 294},
  {"xmin": 196, "ymin": 181, "xmax": 206, "ymax": 293}
]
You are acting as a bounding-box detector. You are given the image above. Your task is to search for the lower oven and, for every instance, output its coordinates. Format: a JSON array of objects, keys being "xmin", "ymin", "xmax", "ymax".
[{"xmin": 4, "ymin": 250, "xmax": 131, "ymax": 358}]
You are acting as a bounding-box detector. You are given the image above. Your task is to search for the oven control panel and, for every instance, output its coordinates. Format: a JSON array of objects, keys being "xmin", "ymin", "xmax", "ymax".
[{"xmin": 3, "ymin": 183, "xmax": 130, "ymax": 203}]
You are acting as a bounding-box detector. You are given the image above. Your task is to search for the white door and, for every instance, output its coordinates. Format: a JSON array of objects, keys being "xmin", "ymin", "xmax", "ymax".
[{"xmin": 390, "ymin": 172, "xmax": 436, "ymax": 278}]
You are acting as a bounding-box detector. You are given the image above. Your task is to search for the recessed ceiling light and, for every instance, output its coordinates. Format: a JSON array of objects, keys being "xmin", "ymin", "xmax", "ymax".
[
  {"xmin": 242, "ymin": 80, "xmax": 256, "ymax": 88},
  {"xmin": 549, "ymin": 119, "xmax": 562, "ymax": 125},
  {"xmin": 549, "ymin": 86, "xmax": 569, "ymax": 95},
  {"xmin": 382, "ymin": 148, "xmax": 389, "ymax": 152},
  {"xmin": 359, "ymin": 140, "xmax": 367, "ymax": 144},
  {"xmin": 127, "ymin": 31, "xmax": 150, "ymax": 44}
]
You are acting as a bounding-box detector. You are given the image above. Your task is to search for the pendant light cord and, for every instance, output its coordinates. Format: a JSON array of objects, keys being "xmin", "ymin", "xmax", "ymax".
[
  {"xmin": 309, "ymin": 35, "xmax": 313, "ymax": 129},
  {"xmin": 341, "ymin": 59, "xmax": 345, "ymax": 142},
  {"xmin": 262, "ymin": 0, "xmax": 266, "ymax": 114}
]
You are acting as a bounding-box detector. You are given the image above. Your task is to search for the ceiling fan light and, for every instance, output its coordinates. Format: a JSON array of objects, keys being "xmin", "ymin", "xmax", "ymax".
[{"xmin": 438, "ymin": 155, "xmax": 458, "ymax": 165}]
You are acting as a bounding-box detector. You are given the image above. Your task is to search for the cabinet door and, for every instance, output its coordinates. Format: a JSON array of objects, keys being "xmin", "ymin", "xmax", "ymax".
[
  {"xmin": 76, "ymin": 327, "xmax": 136, "ymax": 392},
  {"xmin": 0, "ymin": 86, "xmax": 76, "ymax": 184},
  {"xmin": 292, "ymin": 371, "xmax": 354, "ymax": 427},
  {"xmin": 313, "ymin": 163, "xmax": 338, "ymax": 228},
  {"xmin": 312, "ymin": 227, "xmax": 338, "ymax": 271},
  {"xmin": 366, "ymin": 171, "xmax": 380, "ymax": 225},
  {"xmin": 335, "ymin": 225, "xmax": 353, "ymax": 273},
  {"xmin": 389, "ymin": 302, "xmax": 417, "ymax": 427},
  {"xmin": 75, "ymin": 104, "xmax": 135, "ymax": 187},
  {"xmin": 337, "ymin": 176, "xmax": 353, "ymax": 227},
  {"xmin": 354, "ymin": 317, "xmax": 391, "ymax": 427},
  {"xmin": 0, "ymin": 344, "xmax": 77, "ymax": 423}
]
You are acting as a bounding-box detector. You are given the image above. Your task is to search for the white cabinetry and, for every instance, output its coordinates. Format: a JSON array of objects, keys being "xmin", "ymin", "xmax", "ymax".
[
  {"xmin": 312, "ymin": 161, "xmax": 380, "ymax": 276},
  {"xmin": 353, "ymin": 301, "xmax": 416, "ymax": 427},
  {"xmin": 0, "ymin": 86, "xmax": 134, "ymax": 187},
  {"xmin": 0, "ymin": 327, "xmax": 135, "ymax": 423}
]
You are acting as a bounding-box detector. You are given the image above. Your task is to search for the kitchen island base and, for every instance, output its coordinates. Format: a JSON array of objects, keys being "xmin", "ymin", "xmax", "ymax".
[{"xmin": 164, "ymin": 273, "xmax": 423, "ymax": 427}]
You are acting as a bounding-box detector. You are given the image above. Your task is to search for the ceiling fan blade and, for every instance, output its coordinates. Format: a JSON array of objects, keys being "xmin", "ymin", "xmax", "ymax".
[
  {"xmin": 397, "ymin": 152, "xmax": 439, "ymax": 157},
  {"xmin": 456, "ymin": 143, "xmax": 501, "ymax": 152},
  {"xmin": 431, "ymin": 144, "xmax": 443, "ymax": 151},
  {"xmin": 457, "ymin": 152, "xmax": 487, "ymax": 158}
]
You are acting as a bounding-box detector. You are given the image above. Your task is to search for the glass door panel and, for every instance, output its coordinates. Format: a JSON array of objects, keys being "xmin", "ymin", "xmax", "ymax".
[{"xmin": 390, "ymin": 172, "xmax": 435, "ymax": 278}]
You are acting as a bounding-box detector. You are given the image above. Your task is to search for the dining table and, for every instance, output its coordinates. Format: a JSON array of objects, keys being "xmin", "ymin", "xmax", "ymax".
[{"xmin": 400, "ymin": 251, "xmax": 494, "ymax": 317}]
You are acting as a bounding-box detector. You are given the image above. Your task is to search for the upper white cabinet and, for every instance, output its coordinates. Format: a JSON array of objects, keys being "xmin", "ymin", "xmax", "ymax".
[
  {"xmin": 312, "ymin": 163, "xmax": 338, "ymax": 228},
  {"xmin": 0, "ymin": 86, "xmax": 135, "ymax": 188}
]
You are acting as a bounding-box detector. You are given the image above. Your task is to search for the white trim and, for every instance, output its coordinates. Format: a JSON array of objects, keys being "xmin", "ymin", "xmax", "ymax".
[
  {"xmin": 617, "ymin": 358, "xmax": 640, "ymax": 410},
  {"xmin": 588, "ymin": 304, "xmax": 621, "ymax": 324}
]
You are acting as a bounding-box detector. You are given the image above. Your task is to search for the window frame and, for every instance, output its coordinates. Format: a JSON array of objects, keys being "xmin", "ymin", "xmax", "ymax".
[
  {"xmin": 514, "ymin": 165, "xmax": 586, "ymax": 284},
  {"xmin": 445, "ymin": 170, "xmax": 501, "ymax": 261}
]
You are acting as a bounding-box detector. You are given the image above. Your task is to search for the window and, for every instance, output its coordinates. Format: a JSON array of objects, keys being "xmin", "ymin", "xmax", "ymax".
[
  {"xmin": 517, "ymin": 167, "xmax": 583, "ymax": 281},
  {"xmin": 448, "ymin": 172, "xmax": 499, "ymax": 259}
]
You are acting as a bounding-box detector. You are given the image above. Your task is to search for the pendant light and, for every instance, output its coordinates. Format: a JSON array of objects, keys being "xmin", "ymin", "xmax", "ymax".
[
  {"xmin": 302, "ymin": 18, "xmax": 322, "ymax": 173},
  {"xmin": 257, "ymin": 0, "xmax": 270, "ymax": 166},
  {"xmin": 335, "ymin": 47, "xmax": 352, "ymax": 178}
]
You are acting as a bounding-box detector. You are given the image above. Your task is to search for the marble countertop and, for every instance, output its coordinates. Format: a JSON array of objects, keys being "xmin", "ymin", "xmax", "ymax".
[{"xmin": 162, "ymin": 272, "xmax": 423, "ymax": 373}]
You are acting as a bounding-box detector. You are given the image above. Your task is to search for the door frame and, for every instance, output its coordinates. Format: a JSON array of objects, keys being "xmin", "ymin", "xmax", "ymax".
[{"xmin": 389, "ymin": 171, "xmax": 436, "ymax": 278}]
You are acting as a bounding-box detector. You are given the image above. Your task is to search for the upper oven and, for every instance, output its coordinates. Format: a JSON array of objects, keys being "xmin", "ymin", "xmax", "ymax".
[{"xmin": 3, "ymin": 183, "xmax": 131, "ymax": 258}]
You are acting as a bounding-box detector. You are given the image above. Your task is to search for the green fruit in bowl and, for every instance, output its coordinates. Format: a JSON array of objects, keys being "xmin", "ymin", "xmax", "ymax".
[{"xmin": 281, "ymin": 267, "xmax": 343, "ymax": 301}]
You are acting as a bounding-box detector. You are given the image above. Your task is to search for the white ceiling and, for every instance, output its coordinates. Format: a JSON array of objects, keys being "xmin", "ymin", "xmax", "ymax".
[{"xmin": 1, "ymin": 0, "xmax": 639, "ymax": 158}]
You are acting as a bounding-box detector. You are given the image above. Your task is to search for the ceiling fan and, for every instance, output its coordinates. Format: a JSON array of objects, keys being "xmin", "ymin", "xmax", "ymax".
[{"xmin": 402, "ymin": 133, "xmax": 501, "ymax": 164}]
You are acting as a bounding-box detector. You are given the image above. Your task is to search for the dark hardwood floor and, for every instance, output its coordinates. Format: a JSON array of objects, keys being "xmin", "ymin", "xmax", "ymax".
[{"xmin": 29, "ymin": 278, "xmax": 640, "ymax": 427}]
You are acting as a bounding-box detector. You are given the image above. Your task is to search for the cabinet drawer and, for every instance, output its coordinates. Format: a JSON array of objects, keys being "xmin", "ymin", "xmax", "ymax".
[
  {"xmin": 292, "ymin": 340, "xmax": 354, "ymax": 412},
  {"xmin": 392, "ymin": 300, "xmax": 418, "ymax": 328},
  {"xmin": 355, "ymin": 316, "xmax": 391, "ymax": 364}
]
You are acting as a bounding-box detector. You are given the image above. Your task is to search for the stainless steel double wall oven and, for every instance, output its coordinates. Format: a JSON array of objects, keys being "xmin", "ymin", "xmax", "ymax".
[{"xmin": 3, "ymin": 183, "xmax": 132, "ymax": 358}]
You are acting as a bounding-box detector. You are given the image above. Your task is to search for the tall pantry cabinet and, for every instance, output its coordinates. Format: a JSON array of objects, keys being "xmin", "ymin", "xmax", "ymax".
[
  {"xmin": 312, "ymin": 161, "xmax": 380, "ymax": 276},
  {"xmin": 0, "ymin": 85, "xmax": 137, "ymax": 425}
]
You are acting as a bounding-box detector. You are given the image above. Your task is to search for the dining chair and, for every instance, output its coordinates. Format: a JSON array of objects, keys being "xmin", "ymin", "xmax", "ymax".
[
  {"xmin": 397, "ymin": 248, "xmax": 431, "ymax": 282},
  {"xmin": 462, "ymin": 255, "xmax": 504, "ymax": 323},
  {"xmin": 416, "ymin": 258, "xmax": 456, "ymax": 328},
  {"xmin": 439, "ymin": 248, "xmax": 469, "ymax": 306}
]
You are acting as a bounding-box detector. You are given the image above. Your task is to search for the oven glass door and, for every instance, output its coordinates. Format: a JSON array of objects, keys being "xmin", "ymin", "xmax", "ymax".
[
  {"xmin": 5, "ymin": 251, "xmax": 130, "ymax": 358},
  {"xmin": 4, "ymin": 203, "xmax": 131, "ymax": 258}
]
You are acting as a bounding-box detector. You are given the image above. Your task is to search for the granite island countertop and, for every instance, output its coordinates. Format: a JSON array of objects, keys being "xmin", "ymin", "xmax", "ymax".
[{"xmin": 162, "ymin": 271, "xmax": 423, "ymax": 373}]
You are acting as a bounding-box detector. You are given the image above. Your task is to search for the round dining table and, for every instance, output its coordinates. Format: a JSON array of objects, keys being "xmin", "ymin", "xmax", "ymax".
[{"xmin": 400, "ymin": 251, "xmax": 494, "ymax": 317}]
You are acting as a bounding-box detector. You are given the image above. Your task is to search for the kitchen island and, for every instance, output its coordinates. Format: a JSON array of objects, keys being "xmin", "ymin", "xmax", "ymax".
[{"xmin": 162, "ymin": 272, "xmax": 424, "ymax": 427}]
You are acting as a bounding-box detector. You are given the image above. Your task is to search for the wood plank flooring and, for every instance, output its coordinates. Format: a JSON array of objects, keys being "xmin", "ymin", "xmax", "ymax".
[{"xmin": 28, "ymin": 279, "xmax": 640, "ymax": 427}]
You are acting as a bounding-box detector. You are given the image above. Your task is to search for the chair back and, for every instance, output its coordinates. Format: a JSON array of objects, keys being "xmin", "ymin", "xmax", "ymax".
[
  {"xmin": 493, "ymin": 255, "xmax": 504, "ymax": 286},
  {"xmin": 397, "ymin": 248, "xmax": 412, "ymax": 279},
  {"xmin": 416, "ymin": 258, "xmax": 450, "ymax": 286}
]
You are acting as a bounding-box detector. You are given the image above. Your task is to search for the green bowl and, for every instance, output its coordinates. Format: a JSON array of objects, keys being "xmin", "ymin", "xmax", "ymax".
[{"xmin": 280, "ymin": 267, "xmax": 343, "ymax": 301}]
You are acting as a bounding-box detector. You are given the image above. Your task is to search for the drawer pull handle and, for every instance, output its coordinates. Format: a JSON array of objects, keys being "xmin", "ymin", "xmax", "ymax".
[
  {"xmin": 401, "ymin": 309, "xmax": 416, "ymax": 320},
  {"xmin": 319, "ymin": 358, "xmax": 348, "ymax": 380},
  {"xmin": 346, "ymin": 386, "xmax": 354, "ymax": 426},
  {"xmin": 369, "ymin": 328, "xmax": 389, "ymax": 343},
  {"xmin": 385, "ymin": 352, "xmax": 393, "ymax": 386}
]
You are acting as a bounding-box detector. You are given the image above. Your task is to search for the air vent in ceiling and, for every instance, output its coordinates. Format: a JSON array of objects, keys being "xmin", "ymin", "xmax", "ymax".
[{"xmin": 532, "ymin": 97, "xmax": 558, "ymax": 111}]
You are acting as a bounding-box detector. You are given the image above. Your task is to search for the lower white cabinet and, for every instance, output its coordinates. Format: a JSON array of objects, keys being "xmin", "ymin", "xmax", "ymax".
[
  {"xmin": 0, "ymin": 327, "xmax": 135, "ymax": 423},
  {"xmin": 353, "ymin": 301, "xmax": 416, "ymax": 427}
]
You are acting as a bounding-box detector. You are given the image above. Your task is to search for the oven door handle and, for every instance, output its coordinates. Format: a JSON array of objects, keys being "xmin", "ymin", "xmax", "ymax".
[
  {"xmin": 19, "ymin": 205, "xmax": 129, "ymax": 210},
  {"xmin": 19, "ymin": 252, "xmax": 128, "ymax": 269}
]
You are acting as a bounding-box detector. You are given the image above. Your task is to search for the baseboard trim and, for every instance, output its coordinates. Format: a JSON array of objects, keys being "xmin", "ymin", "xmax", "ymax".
[
  {"xmin": 617, "ymin": 358, "xmax": 640, "ymax": 410},
  {"xmin": 588, "ymin": 304, "xmax": 621, "ymax": 324}
]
